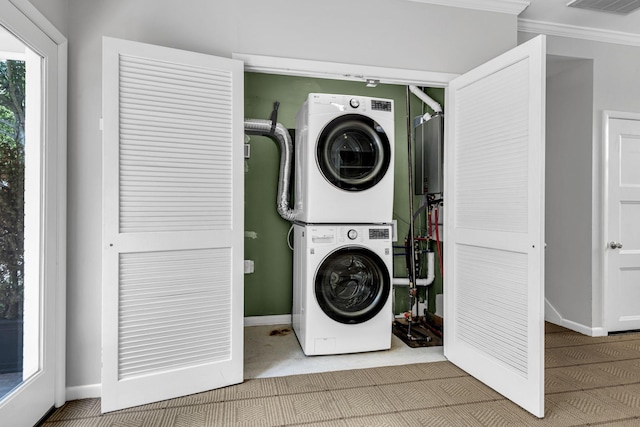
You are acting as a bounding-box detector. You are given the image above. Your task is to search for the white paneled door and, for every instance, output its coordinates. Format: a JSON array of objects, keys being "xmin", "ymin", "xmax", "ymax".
[
  {"xmin": 606, "ymin": 116, "xmax": 640, "ymax": 333},
  {"xmin": 102, "ymin": 37, "xmax": 244, "ymax": 413},
  {"xmin": 444, "ymin": 36, "xmax": 546, "ymax": 418}
]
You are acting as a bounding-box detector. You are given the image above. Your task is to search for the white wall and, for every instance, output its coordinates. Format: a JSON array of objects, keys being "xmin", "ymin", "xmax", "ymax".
[
  {"xmin": 544, "ymin": 56, "xmax": 594, "ymax": 329},
  {"xmin": 27, "ymin": 0, "xmax": 68, "ymax": 37},
  {"xmin": 521, "ymin": 32, "xmax": 640, "ymax": 334},
  {"xmin": 29, "ymin": 0, "xmax": 518, "ymax": 393}
]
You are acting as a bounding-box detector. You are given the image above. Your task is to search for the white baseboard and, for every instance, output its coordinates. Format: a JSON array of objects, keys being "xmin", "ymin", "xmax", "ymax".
[
  {"xmin": 62, "ymin": 317, "xmax": 290, "ymax": 402},
  {"xmin": 544, "ymin": 298, "xmax": 563, "ymax": 324},
  {"xmin": 545, "ymin": 298, "xmax": 605, "ymax": 337},
  {"xmin": 61, "ymin": 308, "xmax": 606, "ymax": 404},
  {"xmin": 561, "ymin": 320, "xmax": 605, "ymax": 337},
  {"xmin": 66, "ymin": 383, "xmax": 101, "ymax": 400},
  {"xmin": 560, "ymin": 318, "xmax": 596, "ymax": 336},
  {"xmin": 244, "ymin": 314, "xmax": 292, "ymax": 327}
]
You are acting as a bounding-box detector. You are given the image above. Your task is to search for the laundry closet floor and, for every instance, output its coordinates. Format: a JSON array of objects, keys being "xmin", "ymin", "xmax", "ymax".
[{"xmin": 244, "ymin": 324, "xmax": 446, "ymax": 379}]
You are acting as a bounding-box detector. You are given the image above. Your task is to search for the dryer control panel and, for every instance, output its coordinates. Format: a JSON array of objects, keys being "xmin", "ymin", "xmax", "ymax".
[{"xmin": 371, "ymin": 99, "xmax": 392, "ymax": 112}]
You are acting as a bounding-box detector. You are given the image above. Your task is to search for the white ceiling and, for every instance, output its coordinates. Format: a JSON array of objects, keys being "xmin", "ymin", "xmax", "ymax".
[
  {"xmin": 521, "ymin": 0, "xmax": 640, "ymax": 36},
  {"xmin": 409, "ymin": 0, "xmax": 640, "ymax": 45}
]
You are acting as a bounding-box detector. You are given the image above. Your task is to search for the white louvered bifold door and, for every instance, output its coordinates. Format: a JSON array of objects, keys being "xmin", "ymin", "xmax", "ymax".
[
  {"xmin": 101, "ymin": 37, "xmax": 244, "ymax": 413},
  {"xmin": 443, "ymin": 35, "xmax": 546, "ymax": 418}
]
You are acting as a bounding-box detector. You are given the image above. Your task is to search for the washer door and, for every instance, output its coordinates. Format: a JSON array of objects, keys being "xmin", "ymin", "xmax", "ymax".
[
  {"xmin": 315, "ymin": 247, "xmax": 390, "ymax": 325},
  {"xmin": 317, "ymin": 114, "xmax": 391, "ymax": 191}
]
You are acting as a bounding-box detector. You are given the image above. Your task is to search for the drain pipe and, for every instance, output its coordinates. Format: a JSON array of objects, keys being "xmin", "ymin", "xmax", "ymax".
[
  {"xmin": 405, "ymin": 85, "xmax": 417, "ymax": 338},
  {"xmin": 408, "ymin": 85, "xmax": 442, "ymax": 116},
  {"xmin": 244, "ymin": 119, "xmax": 297, "ymax": 222},
  {"xmin": 393, "ymin": 252, "xmax": 435, "ymax": 287},
  {"xmin": 403, "ymin": 85, "xmax": 439, "ymax": 326},
  {"xmin": 406, "ymin": 85, "xmax": 441, "ymax": 294}
]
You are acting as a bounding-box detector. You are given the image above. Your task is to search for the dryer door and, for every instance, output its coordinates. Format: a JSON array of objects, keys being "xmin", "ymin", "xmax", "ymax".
[
  {"xmin": 315, "ymin": 247, "xmax": 390, "ymax": 324},
  {"xmin": 317, "ymin": 115, "xmax": 391, "ymax": 191}
]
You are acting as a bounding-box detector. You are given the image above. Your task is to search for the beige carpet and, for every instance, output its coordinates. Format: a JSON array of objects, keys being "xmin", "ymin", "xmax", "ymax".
[{"xmin": 40, "ymin": 323, "xmax": 640, "ymax": 426}]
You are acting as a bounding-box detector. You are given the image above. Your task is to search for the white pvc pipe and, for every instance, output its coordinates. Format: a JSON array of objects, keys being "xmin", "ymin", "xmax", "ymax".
[
  {"xmin": 409, "ymin": 85, "xmax": 443, "ymax": 114},
  {"xmin": 393, "ymin": 252, "xmax": 435, "ymax": 286},
  {"xmin": 393, "ymin": 277, "xmax": 432, "ymax": 286},
  {"xmin": 425, "ymin": 251, "xmax": 435, "ymax": 284}
]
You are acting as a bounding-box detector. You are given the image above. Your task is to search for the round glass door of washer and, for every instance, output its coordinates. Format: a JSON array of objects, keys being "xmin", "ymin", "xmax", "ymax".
[
  {"xmin": 316, "ymin": 115, "xmax": 391, "ymax": 191},
  {"xmin": 314, "ymin": 247, "xmax": 391, "ymax": 324}
]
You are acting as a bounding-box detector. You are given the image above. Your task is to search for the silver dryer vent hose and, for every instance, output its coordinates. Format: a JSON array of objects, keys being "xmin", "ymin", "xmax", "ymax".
[{"xmin": 244, "ymin": 119, "xmax": 298, "ymax": 222}]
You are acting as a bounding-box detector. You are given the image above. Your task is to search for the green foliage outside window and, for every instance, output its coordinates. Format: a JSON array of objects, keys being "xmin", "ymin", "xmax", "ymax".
[{"xmin": 0, "ymin": 60, "xmax": 26, "ymax": 320}]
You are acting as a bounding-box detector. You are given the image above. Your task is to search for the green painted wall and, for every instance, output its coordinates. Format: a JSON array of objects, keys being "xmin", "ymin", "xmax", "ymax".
[{"xmin": 243, "ymin": 72, "xmax": 443, "ymax": 317}]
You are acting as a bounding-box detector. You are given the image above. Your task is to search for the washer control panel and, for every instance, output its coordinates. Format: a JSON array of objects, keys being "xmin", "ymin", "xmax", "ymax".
[
  {"xmin": 329, "ymin": 226, "xmax": 392, "ymax": 243},
  {"xmin": 369, "ymin": 228, "xmax": 390, "ymax": 240},
  {"xmin": 310, "ymin": 227, "xmax": 336, "ymax": 244}
]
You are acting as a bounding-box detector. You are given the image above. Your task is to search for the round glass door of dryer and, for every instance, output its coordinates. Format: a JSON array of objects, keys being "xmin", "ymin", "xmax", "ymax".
[
  {"xmin": 316, "ymin": 115, "xmax": 391, "ymax": 191},
  {"xmin": 314, "ymin": 247, "xmax": 390, "ymax": 324}
]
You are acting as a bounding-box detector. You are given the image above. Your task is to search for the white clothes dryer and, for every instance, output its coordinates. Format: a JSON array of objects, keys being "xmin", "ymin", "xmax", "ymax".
[
  {"xmin": 294, "ymin": 93, "xmax": 394, "ymax": 224},
  {"xmin": 292, "ymin": 223, "xmax": 393, "ymax": 355}
]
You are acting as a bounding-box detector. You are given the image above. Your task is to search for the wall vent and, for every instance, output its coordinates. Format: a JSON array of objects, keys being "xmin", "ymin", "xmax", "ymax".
[{"xmin": 567, "ymin": 0, "xmax": 640, "ymax": 15}]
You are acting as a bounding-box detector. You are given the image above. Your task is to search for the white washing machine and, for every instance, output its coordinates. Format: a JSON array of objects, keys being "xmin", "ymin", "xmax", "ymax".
[
  {"xmin": 294, "ymin": 93, "xmax": 395, "ymax": 224},
  {"xmin": 292, "ymin": 223, "xmax": 393, "ymax": 355}
]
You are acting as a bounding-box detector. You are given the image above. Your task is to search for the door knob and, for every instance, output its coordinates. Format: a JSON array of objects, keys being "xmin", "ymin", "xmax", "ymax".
[{"xmin": 609, "ymin": 241, "xmax": 623, "ymax": 249}]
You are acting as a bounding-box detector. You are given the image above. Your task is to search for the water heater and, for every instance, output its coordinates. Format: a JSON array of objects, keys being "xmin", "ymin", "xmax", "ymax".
[{"xmin": 414, "ymin": 113, "xmax": 444, "ymax": 195}]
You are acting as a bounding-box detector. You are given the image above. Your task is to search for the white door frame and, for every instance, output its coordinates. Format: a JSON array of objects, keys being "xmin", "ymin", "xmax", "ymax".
[
  {"xmin": 0, "ymin": 0, "xmax": 67, "ymax": 414},
  {"xmin": 602, "ymin": 110, "xmax": 640, "ymax": 334},
  {"xmin": 238, "ymin": 49, "xmax": 546, "ymax": 418},
  {"xmin": 233, "ymin": 53, "xmax": 458, "ymax": 89}
]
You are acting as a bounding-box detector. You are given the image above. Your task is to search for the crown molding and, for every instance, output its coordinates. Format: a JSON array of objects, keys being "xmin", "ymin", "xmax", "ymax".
[
  {"xmin": 407, "ymin": 0, "xmax": 529, "ymax": 15},
  {"xmin": 518, "ymin": 18, "xmax": 640, "ymax": 47}
]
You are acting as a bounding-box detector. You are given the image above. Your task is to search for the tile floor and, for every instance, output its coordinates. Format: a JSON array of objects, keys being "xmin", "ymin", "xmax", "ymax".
[
  {"xmin": 244, "ymin": 323, "xmax": 445, "ymax": 379},
  {"xmin": 1, "ymin": 323, "xmax": 435, "ymax": 405},
  {"xmin": 38, "ymin": 323, "xmax": 640, "ymax": 426}
]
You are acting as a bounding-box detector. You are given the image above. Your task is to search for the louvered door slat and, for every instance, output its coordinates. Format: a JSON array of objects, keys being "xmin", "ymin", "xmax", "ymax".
[
  {"xmin": 455, "ymin": 60, "xmax": 529, "ymax": 234},
  {"xmin": 455, "ymin": 244, "xmax": 529, "ymax": 376},
  {"xmin": 118, "ymin": 248, "xmax": 232, "ymax": 379},
  {"xmin": 118, "ymin": 53, "xmax": 233, "ymax": 234}
]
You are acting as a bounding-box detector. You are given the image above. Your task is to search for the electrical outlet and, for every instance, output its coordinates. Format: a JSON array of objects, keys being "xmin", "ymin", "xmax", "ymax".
[{"xmin": 244, "ymin": 260, "xmax": 254, "ymax": 274}]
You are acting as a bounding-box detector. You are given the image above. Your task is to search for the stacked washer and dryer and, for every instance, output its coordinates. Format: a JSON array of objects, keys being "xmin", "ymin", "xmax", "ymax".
[{"xmin": 292, "ymin": 93, "xmax": 395, "ymax": 356}]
